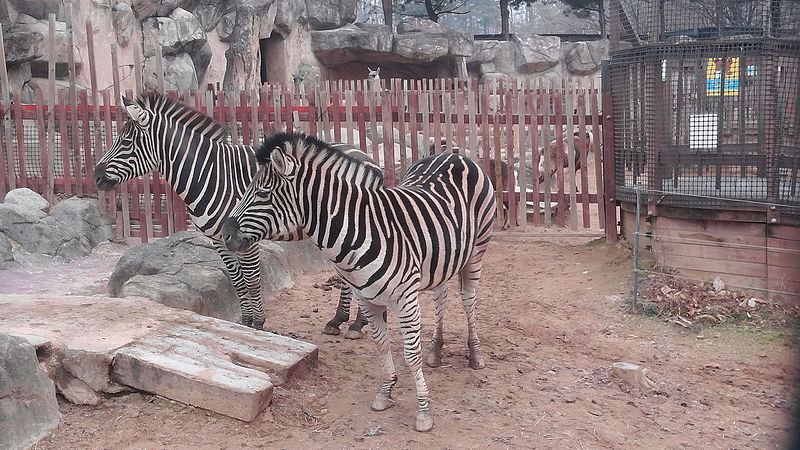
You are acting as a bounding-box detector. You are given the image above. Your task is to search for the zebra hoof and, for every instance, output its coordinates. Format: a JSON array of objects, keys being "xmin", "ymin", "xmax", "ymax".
[
  {"xmin": 371, "ymin": 396, "xmax": 395, "ymax": 412},
  {"xmin": 425, "ymin": 353, "xmax": 442, "ymax": 368},
  {"xmin": 322, "ymin": 325, "xmax": 341, "ymax": 336},
  {"xmin": 468, "ymin": 353, "xmax": 486, "ymax": 370},
  {"xmin": 415, "ymin": 414, "xmax": 434, "ymax": 432},
  {"xmin": 344, "ymin": 329, "xmax": 363, "ymax": 340}
]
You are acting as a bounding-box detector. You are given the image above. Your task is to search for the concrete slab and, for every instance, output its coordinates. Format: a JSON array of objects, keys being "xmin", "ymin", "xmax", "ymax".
[{"xmin": 0, "ymin": 294, "xmax": 318, "ymax": 421}]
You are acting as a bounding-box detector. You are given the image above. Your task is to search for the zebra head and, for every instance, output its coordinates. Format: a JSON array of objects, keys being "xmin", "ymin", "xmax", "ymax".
[
  {"xmin": 223, "ymin": 134, "xmax": 303, "ymax": 252},
  {"xmin": 94, "ymin": 96, "xmax": 159, "ymax": 191}
]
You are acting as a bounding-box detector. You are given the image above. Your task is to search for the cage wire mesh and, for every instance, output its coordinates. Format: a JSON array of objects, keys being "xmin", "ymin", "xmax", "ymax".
[{"xmin": 609, "ymin": 0, "xmax": 800, "ymax": 215}]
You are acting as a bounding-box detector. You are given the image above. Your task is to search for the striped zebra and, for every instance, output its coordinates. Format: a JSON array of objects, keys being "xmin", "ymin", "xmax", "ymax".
[
  {"xmin": 93, "ymin": 93, "xmax": 367, "ymax": 334},
  {"xmin": 222, "ymin": 132, "xmax": 496, "ymax": 432}
]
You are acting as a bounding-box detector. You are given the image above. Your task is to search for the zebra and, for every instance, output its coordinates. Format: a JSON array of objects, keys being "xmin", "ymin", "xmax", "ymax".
[
  {"xmin": 93, "ymin": 92, "xmax": 367, "ymax": 335},
  {"xmin": 222, "ymin": 132, "xmax": 496, "ymax": 432}
]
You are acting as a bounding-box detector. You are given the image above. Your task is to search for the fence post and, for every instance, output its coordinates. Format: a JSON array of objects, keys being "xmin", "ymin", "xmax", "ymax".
[
  {"xmin": 0, "ymin": 24, "xmax": 14, "ymax": 196},
  {"xmin": 601, "ymin": 61, "xmax": 618, "ymax": 243},
  {"xmin": 632, "ymin": 185, "xmax": 642, "ymax": 308}
]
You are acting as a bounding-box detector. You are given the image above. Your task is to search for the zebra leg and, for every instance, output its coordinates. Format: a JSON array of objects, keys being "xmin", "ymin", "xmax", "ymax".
[
  {"xmin": 359, "ymin": 299, "xmax": 397, "ymax": 413},
  {"xmin": 391, "ymin": 293, "xmax": 434, "ymax": 432},
  {"xmin": 459, "ymin": 249, "xmax": 488, "ymax": 370},
  {"xmin": 240, "ymin": 243, "xmax": 266, "ymax": 330},
  {"xmin": 425, "ymin": 284, "xmax": 449, "ymax": 368},
  {"xmin": 323, "ymin": 284, "xmax": 352, "ymax": 336},
  {"xmin": 345, "ymin": 304, "xmax": 369, "ymax": 340},
  {"xmin": 213, "ymin": 240, "xmax": 255, "ymax": 329}
]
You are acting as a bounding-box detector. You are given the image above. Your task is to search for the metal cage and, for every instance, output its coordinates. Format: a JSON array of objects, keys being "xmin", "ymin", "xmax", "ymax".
[{"xmin": 609, "ymin": 0, "xmax": 800, "ymax": 216}]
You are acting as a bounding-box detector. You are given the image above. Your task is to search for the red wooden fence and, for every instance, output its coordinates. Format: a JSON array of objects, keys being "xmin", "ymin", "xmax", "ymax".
[{"xmin": 0, "ymin": 17, "xmax": 616, "ymax": 243}]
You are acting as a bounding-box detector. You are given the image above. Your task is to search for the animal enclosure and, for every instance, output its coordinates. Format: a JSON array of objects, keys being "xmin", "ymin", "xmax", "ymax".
[{"xmin": 0, "ymin": 17, "xmax": 615, "ymax": 243}]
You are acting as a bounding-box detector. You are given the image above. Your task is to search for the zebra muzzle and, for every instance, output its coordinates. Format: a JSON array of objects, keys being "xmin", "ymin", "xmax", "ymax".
[
  {"xmin": 222, "ymin": 217, "xmax": 253, "ymax": 252},
  {"xmin": 93, "ymin": 163, "xmax": 118, "ymax": 191}
]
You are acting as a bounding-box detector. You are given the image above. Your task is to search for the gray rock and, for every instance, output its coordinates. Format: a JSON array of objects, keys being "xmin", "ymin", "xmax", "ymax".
[
  {"xmin": 7, "ymin": 0, "xmax": 60, "ymax": 20},
  {"xmin": 0, "ymin": 334, "xmax": 61, "ymax": 450},
  {"xmin": 49, "ymin": 197, "xmax": 114, "ymax": 246},
  {"xmin": 513, "ymin": 34, "xmax": 561, "ymax": 74},
  {"xmin": 467, "ymin": 40, "xmax": 502, "ymax": 64},
  {"xmin": 169, "ymin": 7, "xmax": 207, "ymax": 53},
  {"xmin": 393, "ymin": 33, "xmax": 449, "ymax": 62},
  {"xmin": 447, "ymin": 31, "xmax": 473, "ymax": 57},
  {"xmin": 192, "ymin": 42, "xmax": 212, "ymax": 84},
  {"xmin": 311, "ymin": 23, "xmax": 393, "ymax": 65},
  {"xmin": 305, "ymin": 0, "xmax": 356, "ymax": 30},
  {"xmin": 8, "ymin": 63, "xmax": 32, "ymax": 95},
  {"xmin": 0, "ymin": 231, "xmax": 15, "ymax": 269},
  {"xmin": 274, "ymin": 0, "xmax": 306, "ymax": 35},
  {"xmin": 130, "ymin": 0, "xmax": 190, "ymax": 19},
  {"xmin": 3, "ymin": 29, "xmax": 44, "ymax": 64},
  {"xmin": 217, "ymin": 11, "xmax": 236, "ymax": 42},
  {"xmin": 20, "ymin": 82, "xmax": 36, "ymax": 104},
  {"xmin": 478, "ymin": 62, "xmax": 496, "ymax": 77},
  {"xmin": 61, "ymin": 349, "xmax": 123, "ymax": 394},
  {"xmin": 4, "ymin": 187, "xmax": 49, "ymax": 211},
  {"xmin": 193, "ymin": 1, "xmax": 227, "ymax": 32},
  {"xmin": 111, "ymin": 1, "xmax": 134, "ymax": 47},
  {"xmin": 0, "ymin": 203, "xmax": 94, "ymax": 261},
  {"xmin": 109, "ymin": 231, "xmax": 238, "ymax": 321},
  {"xmin": 142, "ymin": 16, "xmax": 180, "ymax": 57},
  {"xmin": 54, "ymin": 368, "xmax": 102, "ymax": 405},
  {"xmin": 396, "ymin": 17, "xmax": 446, "ymax": 34},
  {"xmin": 164, "ymin": 53, "xmax": 198, "ymax": 92},
  {"xmin": 17, "ymin": 16, "xmax": 71, "ymax": 64},
  {"xmin": 563, "ymin": 40, "xmax": 608, "ymax": 75}
]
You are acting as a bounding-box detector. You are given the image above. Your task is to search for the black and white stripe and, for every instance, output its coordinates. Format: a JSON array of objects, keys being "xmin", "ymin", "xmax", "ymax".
[
  {"xmin": 94, "ymin": 93, "xmax": 366, "ymax": 332},
  {"xmin": 223, "ymin": 132, "xmax": 496, "ymax": 432}
]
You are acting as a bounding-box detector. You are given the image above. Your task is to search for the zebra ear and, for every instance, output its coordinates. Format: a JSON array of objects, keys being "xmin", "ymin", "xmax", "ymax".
[
  {"xmin": 270, "ymin": 147, "xmax": 296, "ymax": 178},
  {"xmin": 124, "ymin": 102, "xmax": 147, "ymax": 126}
]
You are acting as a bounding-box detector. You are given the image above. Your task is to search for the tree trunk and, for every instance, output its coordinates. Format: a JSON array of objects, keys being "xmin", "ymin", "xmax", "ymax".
[
  {"xmin": 500, "ymin": 0, "xmax": 510, "ymax": 40},
  {"xmin": 425, "ymin": 0, "xmax": 439, "ymax": 22},
  {"xmin": 382, "ymin": 0, "xmax": 393, "ymax": 29},
  {"xmin": 599, "ymin": 0, "xmax": 607, "ymax": 36}
]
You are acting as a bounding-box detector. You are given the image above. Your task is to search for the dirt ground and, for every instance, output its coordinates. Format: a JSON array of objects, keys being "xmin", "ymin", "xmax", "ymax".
[{"xmin": 26, "ymin": 232, "xmax": 798, "ymax": 449}]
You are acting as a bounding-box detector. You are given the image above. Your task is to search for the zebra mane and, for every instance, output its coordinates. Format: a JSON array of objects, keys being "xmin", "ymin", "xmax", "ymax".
[
  {"xmin": 137, "ymin": 92, "xmax": 230, "ymax": 143},
  {"xmin": 257, "ymin": 132, "xmax": 384, "ymax": 182}
]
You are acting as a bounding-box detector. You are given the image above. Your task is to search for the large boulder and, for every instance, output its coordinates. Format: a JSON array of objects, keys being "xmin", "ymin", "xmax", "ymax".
[
  {"xmin": 305, "ymin": 0, "xmax": 356, "ymax": 30},
  {"xmin": 0, "ymin": 334, "xmax": 61, "ymax": 450},
  {"xmin": 111, "ymin": 1, "xmax": 135, "ymax": 47},
  {"xmin": 3, "ymin": 187, "xmax": 49, "ymax": 211},
  {"xmin": 108, "ymin": 231, "xmax": 328, "ymax": 323},
  {"xmin": 311, "ymin": 23, "xmax": 393, "ymax": 65},
  {"xmin": 8, "ymin": 62, "xmax": 32, "ymax": 94},
  {"xmin": 512, "ymin": 34, "xmax": 561, "ymax": 74},
  {"xmin": 130, "ymin": 0, "xmax": 191, "ymax": 19},
  {"xmin": 49, "ymin": 197, "xmax": 114, "ymax": 246},
  {"xmin": 563, "ymin": 40, "xmax": 608, "ymax": 75},
  {"xmin": 108, "ymin": 231, "xmax": 239, "ymax": 321},
  {"xmin": 0, "ymin": 232, "xmax": 15, "ymax": 269},
  {"xmin": 7, "ymin": 0, "xmax": 60, "ymax": 20},
  {"xmin": 396, "ymin": 17, "xmax": 446, "ymax": 34},
  {"xmin": 169, "ymin": 7, "xmax": 207, "ymax": 53},
  {"xmin": 274, "ymin": 0, "xmax": 306, "ymax": 35},
  {"xmin": 163, "ymin": 53, "xmax": 199, "ymax": 92},
  {"xmin": 3, "ymin": 28, "xmax": 44, "ymax": 64},
  {"xmin": 393, "ymin": 33, "xmax": 449, "ymax": 62},
  {"xmin": 192, "ymin": 42, "xmax": 213, "ymax": 84}
]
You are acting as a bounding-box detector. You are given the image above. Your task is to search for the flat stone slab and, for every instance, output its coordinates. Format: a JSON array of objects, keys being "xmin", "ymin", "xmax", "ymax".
[{"xmin": 0, "ymin": 294, "xmax": 318, "ymax": 421}]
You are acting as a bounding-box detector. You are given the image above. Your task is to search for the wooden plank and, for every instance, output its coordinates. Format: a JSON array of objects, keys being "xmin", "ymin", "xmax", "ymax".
[
  {"xmin": 655, "ymin": 216, "xmax": 767, "ymax": 235},
  {"xmin": 420, "ymin": 92, "xmax": 430, "ymax": 158},
  {"xmin": 271, "ymin": 87, "xmax": 281, "ymax": 133},
  {"xmin": 516, "ymin": 83, "xmax": 527, "ymax": 226},
  {"xmin": 767, "ymin": 236, "xmax": 800, "ymax": 251},
  {"xmin": 467, "ymin": 86, "xmax": 478, "ymax": 160},
  {"xmin": 355, "ymin": 89, "xmax": 367, "ymax": 154},
  {"xmin": 408, "ymin": 90, "xmax": 419, "ymax": 163},
  {"xmin": 565, "ymin": 81, "xmax": 577, "ymax": 230},
  {"xmin": 109, "ymin": 43, "xmax": 128, "ymax": 237},
  {"xmin": 576, "ymin": 79, "xmax": 590, "ymax": 228},
  {"xmin": 332, "ymin": 87, "xmax": 342, "ymax": 143},
  {"xmin": 34, "ymin": 89, "xmax": 47, "ymax": 195},
  {"xmin": 79, "ymin": 91, "xmax": 94, "ymax": 195},
  {"xmin": 250, "ymin": 89, "xmax": 259, "ymax": 146},
  {"xmin": 319, "ymin": 83, "xmax": 331, "ymax": 142},
  {"xmin": 493, "ymin": 85, "xmax": 504, "ymax": 227},
  {"xmin": 766, "ymin": 266, "xmax": 800, "ymax": 283},
  {"xmin": 344, "ymin": 88, "xmax": 354, "ymax": 145},
  {"xmin": 659, "ymin": 254, "xmax": 767, "ymax": 278},
  {"xmin": 601, "ymin": 90, "xmax": 617, "ymax": 241},
  {"xmin": 652, "ymin": 239, "xmax": 766, "ymax": 264},
  {"xmin": 766, "ymin": 278, "xmax": 800, "ymax": 300},
  {"xmin": 307, "ymin": 85, "xmax": 317, "ymax": 136},
  {"xmin": 44, "ymin": 14, "xmax": 57, "ymax": 204},
  {"xmin": 655, "ymin": 226, "xmax": 767, "ymax": 247},
  {"xmin": 443, "ymin": 92, "xmax": 453, "ymax": 154},
  {"xmin": 101, "ymin": 90, "xmax": 118, "ymax": 219},
  {"xmin": 283, "ymin": 87, "xmax": 293, "ymax": 134},
  {"xmin": 240, "ymin": 92, "xmax": 250, "ymax": 146},
  {"xmin": 229, "ymin": 93, "xmax": 239, "ymax": 145},
  {"xmin": 479, "ymin": 85, "xmax": 490, "ymax": 176},
  {"xmin": 676, "ymin": 269, "xmax": 768, "ymax": 292},
  {"xmin": 767, "ymin": 250, "xmax": 800, "ymax": 269},
  {"xmin": 367, "ymin": 82, "xmax": 379, "ymax": 162},
  {"xmin": 380, "ymin": 90, "xmax": 394, "ymax": 186},
  {"xmin": 541, "ymin": 79, "xmax": 552, "ymax": 227},
  {"xmin": 57, "ymin": 90, "xmax": 72, "ymax": 197},
  {"xmin": 0, "ymin": 24, "xmax": 12, "ymax": 195},
  {"xmin": 396, "ymin": 79, "xmax": 407, "ymax": 179},
  {"xmin": 589, "ymin": 78, "xmax": 605, "ymax": 228},
  {"xmin": 432, "ymin": 91, "xmax": 442, "ymax": 154},
  {"xmin": 506, "ymin": 81, "xmax": 518, "ymax": 226},
  {"xmin": 552, "ymin": 80, "xmax": 566, "ymax": 227},
  {"xmin": 767, "ymin": 225, "xmax": 800, "ymax": 241},
  {"xmin": 527, "ymin": 85, "xmax": 542, "ymax": 225},
  {"xmin": 11, "ymin": 94, "xmax": 26, "ymax": 192},
  {"xmin": 87, "ymin": 19, "xmax": 103, "ymax": 200}
]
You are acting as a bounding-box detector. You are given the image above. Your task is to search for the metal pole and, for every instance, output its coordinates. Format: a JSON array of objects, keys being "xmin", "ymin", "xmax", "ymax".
[{"xmin": 632, "ymin": 185, "xmax": 642, "ymax": 309}]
